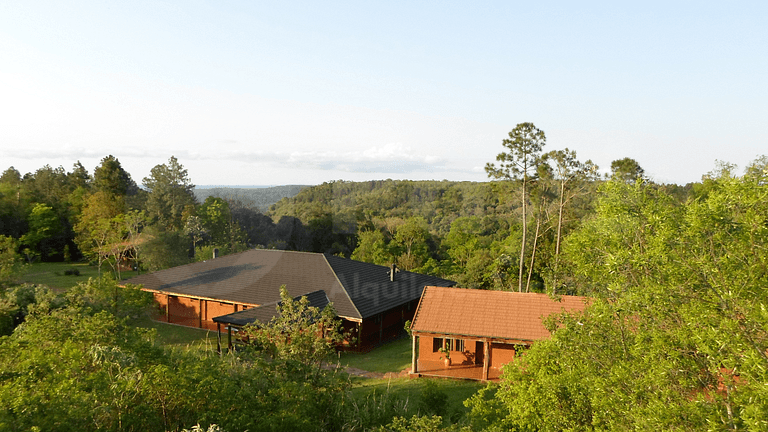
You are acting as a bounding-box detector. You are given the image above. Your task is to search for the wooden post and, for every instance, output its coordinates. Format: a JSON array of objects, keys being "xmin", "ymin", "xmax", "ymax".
[
  {"xmin": 216, "ymin": 322, "xmax": 221, "ymax": 354},
  {"xmin": 199, "ymin": 298, "xmax": 203, "ymax": 328},
  {"xmin": 227, "ymin": 325, "xmax": 232, "ymax": 352},
  {"xmin": 412, "ymin": 334, "xmax": 418, "ymax": 374},
  {"xmin": 166, "ymin": 294, "xmax": 171, "ymax": 323},
  {"xmin": 357, "ymin": 322, "xmax": 363, "ymax": 350},
  {"xmin": 482, "ymin": 340, "xmax": 490, "ymax": 381}
]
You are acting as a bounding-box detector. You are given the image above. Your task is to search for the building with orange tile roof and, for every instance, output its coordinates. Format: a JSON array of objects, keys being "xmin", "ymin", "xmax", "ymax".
[{"xmin": 409, "ymin": 286, "xmax": 588, "ymax": 381}]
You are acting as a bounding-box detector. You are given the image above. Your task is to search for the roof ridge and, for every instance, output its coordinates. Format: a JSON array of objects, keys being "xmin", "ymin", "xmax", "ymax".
[{"xmin": 322, "ymin": 254, "xmax": 363, "ymax": 321}]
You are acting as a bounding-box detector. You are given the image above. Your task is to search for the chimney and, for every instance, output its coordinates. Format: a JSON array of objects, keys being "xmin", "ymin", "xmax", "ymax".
[
  {"xmin": 389, "ymin": 263, "xmax": 399, "ymax": 282},
  {"xmin": 213, "ymin": 248, "xmax": 219, "ymax": 259}
]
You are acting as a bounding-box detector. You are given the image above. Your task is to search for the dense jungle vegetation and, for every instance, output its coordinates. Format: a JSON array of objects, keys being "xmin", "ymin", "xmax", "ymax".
[{"xmin": 2, "ymin": 122, "xmax": 768, "ymax": 430}]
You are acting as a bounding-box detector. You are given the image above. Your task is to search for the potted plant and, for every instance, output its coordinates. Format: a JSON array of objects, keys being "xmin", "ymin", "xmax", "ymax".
[{"xmin": 438, "ymin": 346, "xmax": 451, "ymax": 367}]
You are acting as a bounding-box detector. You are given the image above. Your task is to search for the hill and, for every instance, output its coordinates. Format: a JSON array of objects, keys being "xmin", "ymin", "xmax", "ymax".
[{"xmin": 193, "ymin": 185, "xmax": 309, "ymax": 212}]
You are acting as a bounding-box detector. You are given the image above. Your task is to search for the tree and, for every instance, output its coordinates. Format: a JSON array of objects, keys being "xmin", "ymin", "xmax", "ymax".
[
  {"xmin": 184, "ymin": 215, "xmax": 207, "ymax": 252},
  {"xmin": 744, "ymin": 154, "xmax": 768, "ymax": 184},
  {"xmin": 0, "ymin": 167, "xmax": 21, "ymax": 186},
  {"xmin": 469, "ymin": 165, "xmax": 768, "ymax": 430},
  {"xmin": 351, "ymin": 229, "xmax": 392, "ymax": 265},
  {"xmin": 142, "ymin": 156, "xmax": 196, "ymax": 231},
  {"xmin": 198, "ymin": 196, "xmax": 231, "ymax": 245},
  {"xmin": 20, "ymin": 203, "xmax": 62, "ymax": 263},
  {"xmin": 74, "ymin": 191, "xmax": 126, "ymax": 276},
  {"xmin": 542, "ymin": 149, "xmax": 599, "ymax": 292},
  {"xmin": 93, "ymin": 155, "xmax": 139, "ymax": 199},
  {"xmin": 0, "ymin": 235, "xmax": 26, "ymax": 287},
  {"xmin": 141, "ymin": 228, "xmax": 191, "ymax": 271},
  {"xmin": 243, "ymin": 286, "xmax": 346, "ymax": 380},
  {"xmin": 392, "ymin": 217, "xmax": 431, "ymax": 271},
  {"xmin": 443, "ymin": 216, "xmax": 484, "ymax": 272},
  {"xmin": 610, "ymin": 157, "xmax": 645, "ymax": 183},
  {"xmin": 486, "ymin": 122, "xmax": 546, "ymax": 291},
  {"xmin": 240, "ymin": 286, "xmax": 350, "ymax": 430},
  {"xmin": 67, "ymin": 161, "xmax": 91, "ymax": 190}
]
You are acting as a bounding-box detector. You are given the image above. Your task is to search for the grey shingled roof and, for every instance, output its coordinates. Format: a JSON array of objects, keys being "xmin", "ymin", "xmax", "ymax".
[
  {"xmin": 123, "ymin": 249, "xmax": 455, "ymax": 320},
  {"xmin": 213, "ymin": 290, "xmax": 329, "ymax": 327},
  {"xmin": 324, "ymin": 255, "xmax": 456, "ymax": 319}
]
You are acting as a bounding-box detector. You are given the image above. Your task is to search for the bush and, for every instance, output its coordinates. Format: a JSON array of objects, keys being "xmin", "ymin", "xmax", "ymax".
[{"xmin": 418, "ymin": 380, "xmax": 449, "ymax": 418}]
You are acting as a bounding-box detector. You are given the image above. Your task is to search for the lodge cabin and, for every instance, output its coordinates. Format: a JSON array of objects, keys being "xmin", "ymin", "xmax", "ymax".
[
  {"xmin": 410, "ymin": 286, "xmax": 588, "ymax": 381},
  {"xmin": 122, "ymin": 249, "xmax": 455, "ymax": 351}
]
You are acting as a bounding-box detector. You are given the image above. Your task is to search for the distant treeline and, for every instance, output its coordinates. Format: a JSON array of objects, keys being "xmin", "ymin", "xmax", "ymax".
[{"xmin": 194, "ymin": 185, "xmax": 309, "ymax": 212}]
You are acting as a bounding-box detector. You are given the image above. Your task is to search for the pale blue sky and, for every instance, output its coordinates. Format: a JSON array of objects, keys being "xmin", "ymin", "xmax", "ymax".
[{"xmin": 1, "ymin": 1, "xmax": 766, "ymax": 185}]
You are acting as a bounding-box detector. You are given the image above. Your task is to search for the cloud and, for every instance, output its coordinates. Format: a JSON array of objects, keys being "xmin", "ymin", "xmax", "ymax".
[{"xmin": 285, "ymin": 143, "xmax": 447, "ymax": 174}]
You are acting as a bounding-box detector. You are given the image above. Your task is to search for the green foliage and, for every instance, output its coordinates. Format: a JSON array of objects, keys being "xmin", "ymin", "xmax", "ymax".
[
  {"xmin": 418, "ymin": 380, "xmax": 449, "ymax": 418},
  {"xmin": 486, "ymin": 122, "xmax": 547, "ymax": 292},
  {"xmin": 0, "ymin": 235, "xmax": 26, "ymax": 288},
  {"xmin": 610, "ymin": 156, "xmax": 646, "ymax": 183},
  {"xmin": 469, "ymin": 168, "xmax": 768, "ymax": 431},
  {"xmin": 143, "ymin": 156, "xmax": 196, "ymax": 231},
  {"xmin": 242, "ymin": 286, "xmax": 347, "ymax": 381},
  {"xmin": 195, "ymin": 185, "xmax": 308, "ymax": 213},
  {"xmin": 93, "ymin": 155, "xmax": 139, "ymax": 198},
  {"xmin": 141, "ymin": 228, "xmax": 191, "ymax": 272},
  {"xmin": 351, "ymin": 229, "xmax": 393, "ymax": 265},
  {"xmin": 20, "ymin": 203, "xmax": 62, "ymax": 262},
  {"xmin": 67, "ymin": 276, "xmax": 154, "ymax": 319},
  {"xmin": 197, "ymin": 197, "xmax": 231, "ymax": 244},
  {"xmin": 378, "ymin": 415, "xmax": 449, "ymax": 432}
]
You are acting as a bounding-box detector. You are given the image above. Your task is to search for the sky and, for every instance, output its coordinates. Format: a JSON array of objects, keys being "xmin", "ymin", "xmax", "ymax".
[{"xmin": 1, "ymin": 1, "xmax": 766, "ymax": 186}]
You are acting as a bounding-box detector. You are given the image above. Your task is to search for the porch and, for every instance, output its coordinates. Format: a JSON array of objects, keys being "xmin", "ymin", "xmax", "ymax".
[
  {"xmin": 412, "ymin": 359, "xmax": 504, "ymax": 381},
  {"xmin": 411, "ymin": 333, "xmax": 520, "ymax": 382}
]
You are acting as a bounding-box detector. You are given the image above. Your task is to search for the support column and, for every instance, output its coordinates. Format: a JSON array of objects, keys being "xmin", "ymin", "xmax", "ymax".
[
  {"xmin": 412, "ymin": 334, "xmax": 418, "ymax": 374},
  {"xmin": 482, "ymin": 340, "xmax": 490, "ymax": 381},
  {"xmin": 357, "ymin": 322, "xmax": 363, "ymax": 350},
  {"xmin": 216, "ymin": 322, "xmax": 221, "ymax": 354},
  {"xmin": 166, "ymin": 294, "xmax": 171, "ymax": 323},
  {"xmin": 227, "ymin": 325, "xmax": 232, "ymax": 352}
]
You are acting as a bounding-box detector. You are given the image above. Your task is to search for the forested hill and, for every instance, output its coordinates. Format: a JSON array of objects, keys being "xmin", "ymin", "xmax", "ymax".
[
  {"xmin": 194, "ymin": 185, "xmax": 309, "ymax": 212},
  {"xmin": 268, "ymin": 179, "xmax": 512, "ymax": 236}
]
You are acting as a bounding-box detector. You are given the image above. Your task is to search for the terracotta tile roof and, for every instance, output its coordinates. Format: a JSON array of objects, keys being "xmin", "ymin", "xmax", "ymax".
[
  {"xmin": 123, "ymin": 249, "xmax": 455, "ymax": 320},
  {"xmin": 411, "ymin": 286, "xmax": 589, "ymax": 342}
]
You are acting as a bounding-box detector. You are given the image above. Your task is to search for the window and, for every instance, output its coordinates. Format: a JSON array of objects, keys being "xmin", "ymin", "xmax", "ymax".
[
  {"xmin": 433, "ymin": 337, "xmax": 444, "ymax": 352},
  {"xmin": 454, "ymin": 339, "xmax": 465, "ymax": 352}
]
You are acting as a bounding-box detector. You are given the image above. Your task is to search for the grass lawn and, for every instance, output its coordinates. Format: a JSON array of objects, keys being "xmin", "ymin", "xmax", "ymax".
[
  {"xmin": 132, "ymin": 316, "xmax": 217, "ymax": 351},
  {"xmin": 340, "ymin": 336, "xmax": 488, "ymax": 424},
  {"xmin": 348, "ymin": 375, "xmax": 488, "ymax": 423},
  {"xmin": 340, "ymin": 337, "xmax": 413, "ymax": 373},
  {"xmin": 19, "ymin": 262, "xmax": 103, "ymax": 292}
]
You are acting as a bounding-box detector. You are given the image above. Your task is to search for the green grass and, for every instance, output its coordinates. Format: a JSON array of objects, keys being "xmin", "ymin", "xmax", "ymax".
[
  {"xmin": 132, "ymin": 316, "xmax": 218, "ymax": 350},
  {"xmin": 340, "ymin": 337, "xmax": 413, "ymax": 373},
  {"xmin": 348, "ymin": 375, "xmax": 487, "ymax": 424},
  {"xmin": 18, "ymin": 261, "xmax": 146, "ymax": 292},
  {"xmin": 19, "ymin": 262, "xmax": 103, "ymax": 291}
]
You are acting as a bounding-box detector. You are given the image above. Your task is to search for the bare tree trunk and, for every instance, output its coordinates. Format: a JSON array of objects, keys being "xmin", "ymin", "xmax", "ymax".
[
  {"xmin": 518, "ymin": 178, "xmax": 527, "ymax": 292},
  {"xmin": 552, "ymin": 180, "xmax": 566, "ymax": 294},
  {"xmin": 526, "ymin": 216, "xmax": 541, "ymax": 293}
]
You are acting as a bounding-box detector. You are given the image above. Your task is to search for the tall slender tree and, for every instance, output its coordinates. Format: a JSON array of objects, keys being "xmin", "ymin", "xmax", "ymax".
[
  {"xmin": 544, "ymin": 149, "xmax": 599, "ymax": 292},
  {"xmin": 486, "ymin": 122, "xmax": 546, "ymax": 292}
]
